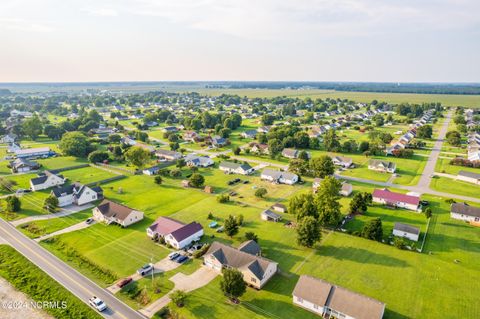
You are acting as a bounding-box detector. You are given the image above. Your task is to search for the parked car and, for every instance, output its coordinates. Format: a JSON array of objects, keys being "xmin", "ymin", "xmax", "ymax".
[
  {"xmin": 176, "ymin": 255, "xmax": 189, "ymax": 264},
  {"xmin": 116, "ymin": 277, "xmax": 133, "ymax": 288},
  {"xmin": 168, "ymin": 252, "xmax": 180, "ymax": 260},
  {"xmin": 243, "ymin": 180, "xmax": 249, "ymax": 184},
  {"xmin": 85, "ymin": 218, "xmax": 94, "ymax": 225},
  {"xmin": 216, "ymin": 226, "xmax": 224, "ymax": 233},
  {"xmin": 89, "ymin": 296, "xmax": 107, "ymax": 312},
  {"xmin": 137, "ymin": 263, "xmax": 154, "ymax": 276},
  {"xmin": 421, "ymin": 200, "xmax": 429, "ymax": 206}
]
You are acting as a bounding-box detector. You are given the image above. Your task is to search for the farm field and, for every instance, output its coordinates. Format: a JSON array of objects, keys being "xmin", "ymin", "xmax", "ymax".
[
  {"xmin": 171, "ymin": 88, "xmax": 480, "ymax": 108},
  {"xmin": 61, "ymin": 166, "xmax": 117, "ymax": 185}
]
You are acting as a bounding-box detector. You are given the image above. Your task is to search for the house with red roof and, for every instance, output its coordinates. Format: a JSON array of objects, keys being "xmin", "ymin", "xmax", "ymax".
[
  {"xmin": 147, "ymin": 217, "xmax": 203, "ymax": 249},
  {"xmin": 372, "ymin": 189, "xmax": 420, "ymax": 211}
]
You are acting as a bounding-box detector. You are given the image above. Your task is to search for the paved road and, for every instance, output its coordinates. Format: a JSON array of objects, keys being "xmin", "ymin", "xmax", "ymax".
[
  {"xmin": 0, "ymin": 218, "xmax": 145, "ymax": 319},
  {"xmin": 416, "ymin": 109, "xmax": 453, "ymax": 189}
]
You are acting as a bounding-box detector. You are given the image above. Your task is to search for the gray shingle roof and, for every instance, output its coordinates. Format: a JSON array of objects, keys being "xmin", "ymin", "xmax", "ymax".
[
  {"xmin": 451, "ymin": 203, "xmax": 480, "ymax": 218},
  {"xmin": 394, "ymin": 222, "xmax": 420, "ymax": 235}
]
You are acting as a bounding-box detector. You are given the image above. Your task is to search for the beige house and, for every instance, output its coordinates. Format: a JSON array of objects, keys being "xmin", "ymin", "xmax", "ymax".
[
  {"xmin": 293, "ymin": 275, "xmax": 385, "ymax": 319},
  {"xmin": 92, "ymin": 199, "xmax": 144, "ymax": 227},
  {"xmin": 204, "ymin": 241, "xmax": 277, "ymax": 289}
]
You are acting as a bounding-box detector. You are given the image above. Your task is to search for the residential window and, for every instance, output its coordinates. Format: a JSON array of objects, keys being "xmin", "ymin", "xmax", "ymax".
[
  {"xmin": 313, "ymin": 304, "xmax": 318, "ymax": 310},
  {"xmin": 296, "ymin": 297, "xmax": 303, "ymax": 303},
  {"xmin": 251, "ymin": 278, "xmax": 256, "ymax": 283}
]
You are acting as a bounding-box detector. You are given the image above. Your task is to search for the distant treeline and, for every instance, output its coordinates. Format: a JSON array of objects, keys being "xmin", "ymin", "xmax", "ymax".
[
  {"xmin": 0, "ymin": 89, "xmax": 11, "ymax": 95},
  {"xmin": 207, "ymin": 81, "xmax": 480, "ymax": 95}
]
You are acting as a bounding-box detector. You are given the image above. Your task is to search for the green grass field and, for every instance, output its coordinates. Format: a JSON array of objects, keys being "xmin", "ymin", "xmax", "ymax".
[
  {"xmin": 430, "ymin": 176, "xmax": 480, "ymax": 198},
  {"xmin": 61, "ymin": 166, "xmax": 117, "ymax": 184},
  {"xmin": 171, "ymin": 88, "xmax": 480, "ymax": 108}
]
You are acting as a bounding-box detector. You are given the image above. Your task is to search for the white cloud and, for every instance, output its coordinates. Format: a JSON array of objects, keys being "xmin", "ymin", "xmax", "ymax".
[
  {"xmin": 82, "ymin": 7, "xmax": 118, "ymax": 17},
  {"xmin": 109, "ymin": 0, "xmax": 480, "ymax": 39}
]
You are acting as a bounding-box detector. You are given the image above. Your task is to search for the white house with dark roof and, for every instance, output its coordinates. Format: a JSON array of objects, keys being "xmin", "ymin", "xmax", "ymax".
[
  {"xmin": 184, "ymin": 154, "xmax": 214, "ymax": 167},
  {"xmin": 219, "ymin": 161, "xmax": 254, "ymax": 175},
  {"xmin": 204, "ymin": 241, "xmax": 277, "ymax": 289},
  {"xmin": 164, "ymin": 222, "xmax": 203, "ymax": 249},
  {"xmin": 372, "ymin": 189, "xmax": 420, "ymax": 211},
  {"xmin": 368, "ymin": 160, "xmax": 396, "ymax": 173},
  {"xmin": 292, "ymin": 275, "xmax": 385, "ymax": 319},
  {"xmin": 261, "ymin": 169, "xmax": 298, "ymax": 185},
  {"xmin": 15, "ymin": 147, "xmax": 52, "ymax": 159},
  {"xmin": 393, "ymin": 223, "xmax": 420, "ymax": 242},
  {"xmin": 10, "ymin": 158, "xmax": 40, "ymax": 173},
  {"xmin": 30, "ymin": 171, "xmax": 65, "ymax": 191},
  {"xmin": 450, "ymin": 202, "xmax": 480, "ymax": 225},
  {"xmin": 51, "ymin": 183, "xmax": 103, "ymax": 207},
  {"xmin": 456, "ymin": 170, "xmax": 480, "ymax": 185},
  {"xmin": 241, "ymin": 130, "xmax": 257, "ymax": 139},
  {"xmin": 155, "ymin": 149, "xmax": 182, "ymax": 161},
  {"xmin": 332, "ymin": 156, "xmax": 353, "ymax": 168}
]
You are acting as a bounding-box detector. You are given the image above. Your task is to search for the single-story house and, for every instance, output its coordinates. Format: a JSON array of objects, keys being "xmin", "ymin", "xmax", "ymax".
[
  {"xmin": 241, "ymin": 130, "xmax": 257, "ymax": 139},
  {"xmin": 339, "ymin": 183, "xmax": 353, "ymax": 197},
  {"xmin": 292, "ymin": 275, "xmax": 385, "ymax": 319},
  {"xmin": 164, "ymin": 222, "xmax": 204, "ymax": 249},
  {"xmin": 219, "ymin": 161, "xmax": 254, "ymax": 175},
  {"xmin": 162, "ymin": 126, "xmax": 178, "ymax": 133},
  {"xmin": 312, "ymin": 178, "xmax": 323, "ymax": 193},
  {"xmin": 204, "ymin": 241, "xmax": 278, "ymax": 289},
  {"xmin": 450, "ymin": 202, "xmax": 480, "ymax": 225},
  {"xmin": 282, "ymin": 148, "xmax": 311, "ymax": 159},
  {"xmin": 456, "ymin": 170, "xmax": 480, "ymax": 185},
  {"xmin": 30, "ymin": 171, "xmax": 65, "ymax": 191},
  {"xmin": 211, "ymin": 136, "xmax": 227, "ymax": 147},
  {"xmin": 15, "ymin": 147, "xmax": 52, "ymax": 159},
  {"xmin": 332, "ymin": 156, "xmax": 353, "ymax": 168},
  {"xmin": 143, "ymin": 166, "xmax": 160, "ymax": 176},
  {"xmin": 147, "ymin": 216, "xmax": 185, "ymax": 238},
  {"xmin": 155, "ymin": 149, "xmax": 182, "ymax": 161},
  {"xmin": 51, "ymin": 183, "xmax": 103, "ymax": 207},
  {"xmin": 0, "ymin": 134, "xmax": 17, "ymax": 144},
  {"xmin": 250, "ymin": 143, "xmax": 269, "ymax": 155},
  {"xmin": 7, "ymin": 143, "xmax": 21, "ymax": 153},
  {"xmin": 10, "ymin": 158, "xmax": 40, "ymax": 173},
  {"xmin": 261, "ymin": 209, "xmax": 282, "ymax": 222},
  {"xmin": 185, "ymin": 154, "xmax": 214, "ymax": 167},
  {"xmin": 271, "ymin": 203, "xmax": 287, "ymax": 213},
  {"xmin": 372, "ymin": 189, "xmax": 420, "ymax": 211},
  {"xmin": 368, "ymin": 160, "xmax": 396, "ymax": 173},
  {"xmin": 93, "ymin": 199, "xmax": 144, "ymax": 227},
  {"xmin": 183, "ymin": 131, "xmax": 199, "ymax": 142},
  {"xmin": 261, "ymin": 169, "xmax": 298, "ymax": 185},
  {"xmin": 393, "ymin": 223, "xmax": 420, "ymax": 242}
]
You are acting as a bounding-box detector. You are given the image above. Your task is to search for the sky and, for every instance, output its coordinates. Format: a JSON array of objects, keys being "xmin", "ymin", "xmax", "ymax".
[{"xmin": 1, "ymin": 0, "xmax": 479, "ymax": 83}]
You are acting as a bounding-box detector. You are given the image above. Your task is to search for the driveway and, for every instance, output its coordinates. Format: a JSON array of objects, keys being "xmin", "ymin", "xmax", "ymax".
[
  {"xmin": 11, "ymin": 204, "xmax": 94, "ymax": 227},
  {"xmin": 107, "ymin": 256, "xmax": 182, "ymax": 294},
  {"xmin": 34, "ymin": 220, "xmax": 96, "ymax": 242},
  {"xmin": 139, "ymin": 266, "xmax": 218, "ymax": 318}
]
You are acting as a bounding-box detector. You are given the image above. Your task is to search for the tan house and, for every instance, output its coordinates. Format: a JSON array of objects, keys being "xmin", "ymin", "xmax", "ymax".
[
  {"xmin": 92, "ymin": 199, "xmax": 144, "ymax": 227},
  {"xmin": 203, "ymin": 241, "xmax": 278, "ymax": 289},
  {"xmin": 293, "ymin": 275, "xmax": 385, "ymax": 319}
]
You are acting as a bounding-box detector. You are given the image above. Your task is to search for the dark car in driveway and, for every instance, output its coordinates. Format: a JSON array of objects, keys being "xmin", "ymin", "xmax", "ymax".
[{"xmin": 176, "ymin": 255, "xmax": 189, "ymax": 264}]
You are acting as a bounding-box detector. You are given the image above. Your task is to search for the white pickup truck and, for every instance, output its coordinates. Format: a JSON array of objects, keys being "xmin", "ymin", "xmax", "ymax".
[{"xmin": 89, "ymin": 296, "xmax": 107, "ymax": 312}]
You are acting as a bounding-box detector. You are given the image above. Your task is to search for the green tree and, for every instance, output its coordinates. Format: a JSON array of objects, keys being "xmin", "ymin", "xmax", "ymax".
[
  {"xmin": 349, "ymin": 192, "xmax": 370, "ymax": 214},
  {"xmin": 108, "ymin": 134, "xmax": 122, "ymax": 144},
  {"xmin": 417, "ymin": 125, "xmax": 433, "ymax": 139},
  {"xmin": 233, "ymin": 147, "xmax": 241, "ymax": 155},
  {"xmin": 315, "ymin": 176, "xmax": 342, "ymax": 226},
  {"xmin": 5, "ymin": 196, "xmax": 21, "ymax": 212},
  {"xmin": 217, "ymin": 193, "xmax": 230, "ymax": 203},
  {"xmin": 296, "ymin": 216, "xmax": 321, "ymax": 247},
  {"xmin": 268, "ymin": 138, "xmax": 283, "ymax": 157},
  {"xmin": 124, "ymin": 146, "xmax": 151, "ymax": 169},
  {"xmin": 245, "ymin": 231, "xmax": 258, "ymax": 242},
  {"xmin": 289, "ymin": 193, "xmax": 318, "ymax": 221},
  {"xmin": 154, "ymin": 175, "xmax": 163, "ymax": 185},
  {"xmin": 309, "ymin": 156, "xmax": 334, "ymax": 178},
  {"xmin": 176, "ymin": 158, "xmax": 186, "ymax": 168},
  {"xmin": 22, "ymin": 116, "xmax": 43, "ymax": 140},
  {"xmin": 323, "ymin": 129, "xmax": 341, "ymax": 152},
  {"xmin": 43, "ymin": 195, "xmax": 59, "ymax": 213},
  {"xmin": 224, "ymin": 215, "xmax": 239, "ymax": 237},
  {"xmin": 220, "ymin": 268, "xmax": 247, "ymax": 301},
  {"xmin": 189, "ymin": 173, "xmax": 205, "ymax": 188},
  {"xmin": 361, "ymin": 218, "xmax": 383, "ymax": 241},
  {"xmin": 87, "ymin": 150, "xmax": 109, "ymax": 163},
  {"xmin": 170, "ymin": 290, "xmax": 187, "ymax": 307},
  {"xmin": 424, "ymin": 207, "xmax": 432, "ymax": 219},
  {"xmin": 254, "ymin": 187, "xmax": 267, "ymax": 198},
  {"xmin": 59, "ymin": 131, "xmax": 91, "ymax": 157},
  {"xmin": 446, "ymin": 130, "xmax": 461, "ymax": 146}
]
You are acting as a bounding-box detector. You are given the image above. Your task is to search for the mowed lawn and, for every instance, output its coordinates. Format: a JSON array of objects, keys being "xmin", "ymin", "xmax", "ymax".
[
  {"xmin": 430, "ymin": 176, "xmax": 480, "ymax": 198},
  {"xmin": 61, "ymin": 166, "xmax": 117, "ymax": 185},
  {"xmin": 434, "ymin": 157, "xmax": 480, "ymax": 175},
  {"xmin": 173, "ymin": 193, "xmax": 480, "ymax": 319},
  {"xmin": 35, "ymin": 164, "xmax": 480, "ymax": 318}
]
